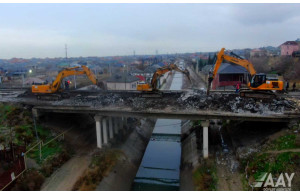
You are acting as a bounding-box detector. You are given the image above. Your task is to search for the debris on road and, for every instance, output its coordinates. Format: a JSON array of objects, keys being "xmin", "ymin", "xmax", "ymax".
[
  {"xmin": 51, "ymin": 89, "xmax": 298, "ymax": 114},
  {"xmin": 177, "ymin": 90, "xmax": 296, "ymax": 114}
]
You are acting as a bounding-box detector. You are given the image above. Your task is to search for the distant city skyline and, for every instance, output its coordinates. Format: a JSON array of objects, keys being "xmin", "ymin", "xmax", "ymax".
[{"xmin": 0, "ymin": 3, "xmax": 299, "ymax": 59}]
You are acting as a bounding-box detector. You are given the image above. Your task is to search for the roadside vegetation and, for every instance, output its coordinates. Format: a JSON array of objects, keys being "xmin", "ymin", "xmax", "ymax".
[
  {"xmin": 73, "ymin": 149, "xmax": 123, "ymax": 191},
  {"xmin": 192, "ymin": 159, "xmax": 218, "ymax": 191},
  {"xmin": 241, "ymin": 128, "xmax": 300, "ymax": 190},
  {"xmin": 0, "ymin": 103, "xmax": 71, "ymax": 190}
]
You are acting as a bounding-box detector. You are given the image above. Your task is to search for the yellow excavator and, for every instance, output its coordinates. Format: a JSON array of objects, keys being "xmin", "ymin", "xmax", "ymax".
[
  {"xmin": 32, "ymin": 65, "xmax": 101, "ymax": 99},
  {"xmin": 137, "ymin": 64, "xmax": 191, "ymax": 92},
  {"xmin": 207, "ymin": 48, "xmax": 283, "ymax": 98}
]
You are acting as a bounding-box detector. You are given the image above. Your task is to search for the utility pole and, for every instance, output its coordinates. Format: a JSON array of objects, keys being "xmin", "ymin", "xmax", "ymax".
[
  {"xmin": 109, "ymin": 64, "xmax": 111, "ymax": 76},
  {"xmin": 65, "ymin": 44, "xmax": 68, "ymax": 59},
  {"xmin": 73, "ymin": 75, "xmax": 77, "ymax": 89}
]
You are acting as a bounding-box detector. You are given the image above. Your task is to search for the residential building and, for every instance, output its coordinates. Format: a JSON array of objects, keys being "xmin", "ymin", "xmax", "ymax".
[
  {"xmin": 130, "ymin": 69, "xmax": 146, "ymax": 83},
  {"xmin": 279, "ymin": 41, "xmax": 300, "ymax": 56},
  {"xmin": 250, "ymin": 49, "xmax": 267, "ymax": 57},
  {"xmin": 130, "ymin": 69, "xmax": 144, "ymax": 77},
  {"xmin": 212, "ymin": 63, "xmax": 249, "ymax": 90},
  {"xmin": 106, "ymin": 73, "xmax": 139, "ymax": 90}
]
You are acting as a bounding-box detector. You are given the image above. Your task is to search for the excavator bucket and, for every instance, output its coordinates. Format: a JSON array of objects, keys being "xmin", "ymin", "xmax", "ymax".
[
  {"xmin": 207, "ymin": 76, "xmax": 213, "ymax": 95},
  {"xmin": 184, "ymin": 69, "xmax": 191, "ymax": 82},
  {"xmin": 97, "ymin": 81, "xmax": 107, "ymax": 90}
]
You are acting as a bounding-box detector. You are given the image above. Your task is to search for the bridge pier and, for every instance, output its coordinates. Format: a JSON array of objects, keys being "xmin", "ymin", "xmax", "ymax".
[
  {"xmin": 114, "ymin": 117, "xmax": 119, "ymax": 134},
  {"xmin": 118, "ymin": 117, "xmax": 124, "ymax": 135},
  {"xmin": 102, "ymin": 117, "xmax": 108, "ymax": 144},
  {"xmin": 95, "ymin": 116, "xmax": 116, "ymax": 148},
  {"xmin": 122, "ymin": 117, "xmax": 127, "ymax": 134},
  {"xmin": 94, "ymin": 116, "xmax": 103, "ymax": 148},
  {"xmin": 201, "ymin": 120, "xmax": 209, "ymax": 159},
  {"xmin": 108, "ymin": 116, "xmax": 114, "ymax": 139},
  {"xmin": 122, "ymin": 117, "xmax": 127, "ymax": 127}
]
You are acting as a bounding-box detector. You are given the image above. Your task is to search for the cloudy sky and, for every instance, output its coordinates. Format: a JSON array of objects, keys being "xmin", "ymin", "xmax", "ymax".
[{"xmin": 0, "ymin": 3, "xmax": 299, "ymax": 59}]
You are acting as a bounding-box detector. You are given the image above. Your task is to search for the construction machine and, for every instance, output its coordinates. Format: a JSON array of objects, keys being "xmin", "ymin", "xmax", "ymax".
[
  {"xmin": 32, "ymin": 65, "xmax": 101, "ymax": 100},
  {"xmin": 207, "ymin": 48, "xmax": 283, "ymax": 98},
  {"xmin": 137, "ymin": 64, "xmax": 191, "ymax": 92}
]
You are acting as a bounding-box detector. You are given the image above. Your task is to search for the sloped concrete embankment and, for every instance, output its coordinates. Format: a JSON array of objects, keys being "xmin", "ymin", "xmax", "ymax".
[{"xmin": 96, "ymin": 119, "xmax": 155, "ymax": 190}]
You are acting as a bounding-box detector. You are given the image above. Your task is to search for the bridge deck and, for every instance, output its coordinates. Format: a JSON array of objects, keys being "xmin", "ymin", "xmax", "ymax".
[{"xmin": 33, "ymin": 105, "xmax": 300, "ymax": 122}]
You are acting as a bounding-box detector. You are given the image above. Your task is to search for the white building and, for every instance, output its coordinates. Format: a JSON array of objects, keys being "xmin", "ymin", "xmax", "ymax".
[{"xmin": 106, "ymin": 73, "xmax": 140, "ymax": 90}]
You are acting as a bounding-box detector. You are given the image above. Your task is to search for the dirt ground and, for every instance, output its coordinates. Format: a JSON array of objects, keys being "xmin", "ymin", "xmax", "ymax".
[
  {"xmin": 41, "ymin": 155, "xmax": 92, "ymax": 191},
  {"xmin": 40, "ymin": 113, "xmax": 97, "ymax": 191},
  {"xmin": 216, "ymin": 152, "xmax": 244, "ymax": 190}
]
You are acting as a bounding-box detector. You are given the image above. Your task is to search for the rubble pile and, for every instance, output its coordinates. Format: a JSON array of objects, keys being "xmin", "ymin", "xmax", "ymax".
[
  {"xmin": 70, "ymin": 93, "xmax": 174, "ymax": 110},
  {"xmin": 72, "ymin": 93, "xmax": 125, "ymax": 107},
  {"xmin": 177, "ymin": 91, "xmax": 296, "ymax": 114},
  {"xmin": 54, "ymin": 90, "xmax": 297, "ymax": 114}
]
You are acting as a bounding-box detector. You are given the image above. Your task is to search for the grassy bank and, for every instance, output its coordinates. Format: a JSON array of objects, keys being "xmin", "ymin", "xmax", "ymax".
[
  {"xmin": 192, "ymin": 159, "xmax": 218, "ymax": 191},
  {"xmin": 73, "ymin": 149, "xmax": 123, "ymax": 191},
  {"xmin": 242, "ymin": 131, "xmax": 300, "ymax": 190}
]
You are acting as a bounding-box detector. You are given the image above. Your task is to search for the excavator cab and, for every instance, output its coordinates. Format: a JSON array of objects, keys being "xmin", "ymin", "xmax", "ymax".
[
  {"xmin": 250, "ymin": 74, "xmax": 266, "ymax": 88},
  {"xmin": 248, "ymin": 73, "xmax": 283, "ymax": 91}
]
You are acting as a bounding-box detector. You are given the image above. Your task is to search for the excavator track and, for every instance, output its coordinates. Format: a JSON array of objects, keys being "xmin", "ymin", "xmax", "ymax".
[
  {"xmin": 35, "ymin": 92, "xmax": 70, "ymax": 101},
  {"xmin": 239, "ymin": 89, "xmax": 276, "ymax": 99}
]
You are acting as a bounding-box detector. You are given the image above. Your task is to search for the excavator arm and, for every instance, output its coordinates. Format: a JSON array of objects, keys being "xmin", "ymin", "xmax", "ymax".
[
  {"xmin": 150, "ymin": 64, "xmax": 191, "ymax": 91},
  {"xmin": 207, "ymin": 48, "xmax": 256, "ymax": 94},
  {"xmin": 137, "ymin": 64, "xmax": 191, "ymax": 92},
  {"xmin": 207, "ymin": 48, "xmax": 283, "ymax": 97}
]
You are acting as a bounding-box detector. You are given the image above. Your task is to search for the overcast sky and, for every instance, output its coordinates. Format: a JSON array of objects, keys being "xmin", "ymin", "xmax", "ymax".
[{"xmin": 0, "ymin": 3, "xmax": 299, "ymax": 59}]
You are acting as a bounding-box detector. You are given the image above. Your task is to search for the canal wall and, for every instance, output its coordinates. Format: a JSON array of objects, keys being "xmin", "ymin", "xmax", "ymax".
[{"xmin": 96, "ymin": 118, "xmax": 156, "ymax": 190}]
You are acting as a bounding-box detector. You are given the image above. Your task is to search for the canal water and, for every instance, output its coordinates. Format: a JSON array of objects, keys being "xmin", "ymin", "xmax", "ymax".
[{"xmin": 133, "ymin": 72, "xmax": 183, "ymax": 190}]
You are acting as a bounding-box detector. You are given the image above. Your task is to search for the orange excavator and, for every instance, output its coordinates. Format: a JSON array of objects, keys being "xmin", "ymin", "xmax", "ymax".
[
  {"xmin": 32, "ymin": 65, "xmax": 102, "ymax": 99},
  {"xmin": 207, "ymin": 48, "xmax": 283, "ymax": 98},
  {"xmin": 137, "ymin": 64, "xmax": 191, "ymax": 92}
]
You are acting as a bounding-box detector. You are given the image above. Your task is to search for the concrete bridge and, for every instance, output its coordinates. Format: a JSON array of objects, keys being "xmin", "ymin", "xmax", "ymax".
[
  {"xmin": 31, "ymin": 105, "xmax": 300, "ymax": 159},
  {"xmin": 32, "ymin": 105, "xmax": 299, "ymax": 122}
]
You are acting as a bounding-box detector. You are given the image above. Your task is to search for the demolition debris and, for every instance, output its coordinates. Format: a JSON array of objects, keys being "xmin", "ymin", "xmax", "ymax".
[{"xmin": 51, "ymin": 90, "xmax": 297, "ymax": 114}]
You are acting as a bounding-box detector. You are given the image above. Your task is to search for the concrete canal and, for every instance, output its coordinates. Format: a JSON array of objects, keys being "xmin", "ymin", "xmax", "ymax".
[{"xmin": 133, "ymin": 72, "xmax": 184, "ymax": 190}]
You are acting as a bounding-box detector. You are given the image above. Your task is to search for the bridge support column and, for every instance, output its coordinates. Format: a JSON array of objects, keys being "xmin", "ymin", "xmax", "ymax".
[
  {"xmin": 114, "ymin": 117, "xmax": 119, "ymax": 134},
  {"xmin": 94, "ymin": 116, "xmax": 102, "ymax": 148},
  {"xmin": 122, "ymin": 117, "xmax": 127, "ymax": 126},
  {"xmin": 201, "ymin": 120, "xmax": 209, "ymax": 159},
  {"xmin": 109, "ymin": 117, "xmax": 113, "ymax": 139},
  {"xmin": 122, "ymin": 117, "xmax": 127, "ymax": 134},
  {"xmin": 102, "ymin": 118, "xmax": 108, "ymax": 144},
  {"xmin": 120, "ymin": 117, "xmax": 124, "ymax": 129}
]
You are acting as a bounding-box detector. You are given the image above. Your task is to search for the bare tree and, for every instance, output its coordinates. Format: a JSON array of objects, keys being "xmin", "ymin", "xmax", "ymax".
[{"xmin": 250, "ymin": 57, "xmax": 271, "ymax": 73}]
